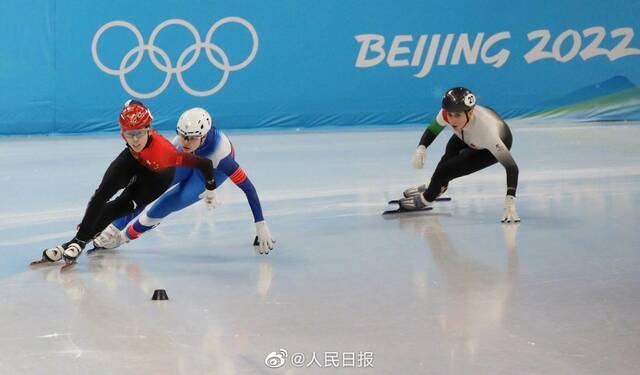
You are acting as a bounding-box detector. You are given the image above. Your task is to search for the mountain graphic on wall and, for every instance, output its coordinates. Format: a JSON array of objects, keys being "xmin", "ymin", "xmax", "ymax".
[{"xmin": 520, "ymin": 76, "xmax": 640, "ymax": 121}]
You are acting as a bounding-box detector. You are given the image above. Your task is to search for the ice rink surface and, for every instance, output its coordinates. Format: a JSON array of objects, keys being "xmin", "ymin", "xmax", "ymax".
[{"xmin": 1, "ymin": 121, "xmax": 639, "ymax": 374}]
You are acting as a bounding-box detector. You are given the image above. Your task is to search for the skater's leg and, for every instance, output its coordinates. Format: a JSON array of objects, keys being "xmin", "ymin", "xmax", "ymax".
[
  {"xmin": 109, "ymin": 167, "xmax": 192, "ymax": 230},
  {"xmin": 90, "ymin": 167, "xmax": 175, "ymax": 240},
  {"xmin": 125, "ymin": 170, "xmax": 212, "ymax": 240},
  {"xmin": 75, "ymin": 149, "xmax": 137, "ymax": 241},
  {"xmin": 424, "ymin": 148, "xmax": 499, "ymax": 201},
  {"xmin": 405, "ymin": 135, "xmax": 467, "ymax": 198}
]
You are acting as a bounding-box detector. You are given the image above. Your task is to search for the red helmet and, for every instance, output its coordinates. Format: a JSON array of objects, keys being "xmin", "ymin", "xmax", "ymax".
[{"xmin": 119, "ymin": 100, "xmax": 153, "ymax": 131}]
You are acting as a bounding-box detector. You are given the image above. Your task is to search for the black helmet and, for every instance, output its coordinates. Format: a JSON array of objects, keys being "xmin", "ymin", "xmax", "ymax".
[{"xmin": 442, "ymin": 87, "xmax": 476, "ymax": 112}]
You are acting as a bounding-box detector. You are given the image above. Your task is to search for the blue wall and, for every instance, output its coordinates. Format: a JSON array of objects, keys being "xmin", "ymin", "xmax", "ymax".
[{"xmin": 0, "ymin": 0, "xmax": 639, "ymax": 135}]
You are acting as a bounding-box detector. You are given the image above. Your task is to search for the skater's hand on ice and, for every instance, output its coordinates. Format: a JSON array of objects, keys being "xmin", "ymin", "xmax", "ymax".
[
  {"xmin": 199, "ymin": 188, "xmax": 218, "ymax": 210},
  {"xmin": 501, "ymin": 195, "xmax": 521, "ymax": 223},
  {"xmin": 254, "ymin": 221, "xmax": 275, "ymax": 254},
  {"xmin": 412, "ymin": 145, "xmax": 427, "ymax": 169}
]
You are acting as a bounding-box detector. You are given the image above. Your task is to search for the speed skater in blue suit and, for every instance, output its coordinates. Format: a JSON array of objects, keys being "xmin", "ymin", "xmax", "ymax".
[{"xmin": 91, "ymin": 108, "xmax": 275, "ymax": 254}]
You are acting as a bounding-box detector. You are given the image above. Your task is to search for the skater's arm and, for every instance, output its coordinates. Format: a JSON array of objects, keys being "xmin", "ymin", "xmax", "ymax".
[
  {"xmin": 176, "ymin": 152, "xmax": 216, "ymax": 190},
  {"xmin": 218, "ymin": 157, "xmax": 265, "ymax": 222},
  {"xmin": 143, "ymin": 132, "xmax": 213, "ymax": 187},
  {"xmin": 217, "ymin": 155, "xmax": 273, "ymax": 252},
  {"xmin": 490, "ymin": 141, "xmax": 519, "ymax": 196},
  {"xmin": 419, "ymin": 114, "xmax": 447, "ymax": 147}
]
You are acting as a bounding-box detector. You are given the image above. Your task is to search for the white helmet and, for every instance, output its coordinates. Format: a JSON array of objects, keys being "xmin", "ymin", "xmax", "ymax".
[{"xmin": 177, "ymin": 107, "xmax": 212, "ymax": 137}]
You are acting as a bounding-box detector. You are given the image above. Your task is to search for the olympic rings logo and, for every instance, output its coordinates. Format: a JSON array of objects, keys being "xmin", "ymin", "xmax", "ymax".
[{"xmin": 91, "ymin": 18, "xmax": 258, "ymax": 98}]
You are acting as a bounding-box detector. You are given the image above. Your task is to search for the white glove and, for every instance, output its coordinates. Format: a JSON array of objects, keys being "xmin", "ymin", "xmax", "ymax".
[
  {"xmin": 501, "ymin": 195, "xmax": 521, "ymax": 223},
  {"xmin": 198, "ymin": 188, "xmax": 218, "ymax": 210},
  {"xmin": 412, "ymin": 145, "xmax": 427, "ymax": 169},
  {"xmin": 254, "ymin": 221, "xmax": 274, "ymax": 254}
]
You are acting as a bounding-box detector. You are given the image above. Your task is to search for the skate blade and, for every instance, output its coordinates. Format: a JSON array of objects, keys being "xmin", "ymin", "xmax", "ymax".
[
  {"xmin": 85, "ymin": 247, "xmax": 106, "ymax": 255},
  {"xmin": 382, "ymin": 206, "xmax": 434, "ymax": 215},
  {"xmin": 388, "ymin": 197, "xmax": 451, "ymax": 205}
]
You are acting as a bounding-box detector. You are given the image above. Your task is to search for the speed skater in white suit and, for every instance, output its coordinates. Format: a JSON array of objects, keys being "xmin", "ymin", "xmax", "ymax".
[
  {"xmin": 92, "ymin": 107, "xmax": 275, "ymax": 254},
  {"xmin": 400, "ymin": 87, "xmax": 520, "ymax": 223}
]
